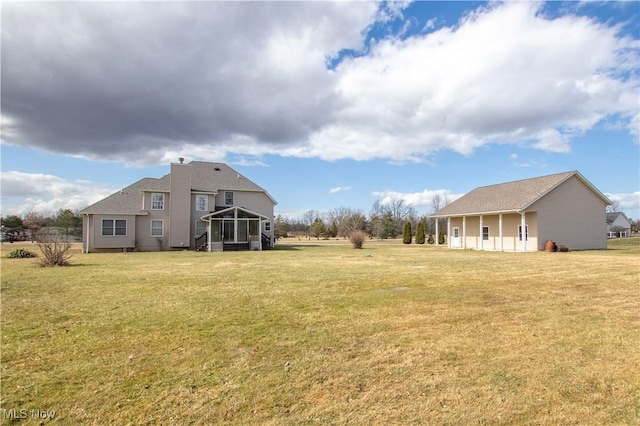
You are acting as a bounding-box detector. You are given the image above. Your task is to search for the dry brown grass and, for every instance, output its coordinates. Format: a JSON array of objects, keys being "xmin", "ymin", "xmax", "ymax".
[{"xmin": 1, "ymin": 238, "xmax": 638, "ymax": 424}]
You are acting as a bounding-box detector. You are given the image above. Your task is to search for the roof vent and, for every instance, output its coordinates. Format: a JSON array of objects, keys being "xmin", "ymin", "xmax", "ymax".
[
  {"xmin": 178, "ymin": 157, "xmax": 184, "ymax": 164},
  {"xmin": 214, "ymin": 167, "xmax": 221, "ymax": 171}
]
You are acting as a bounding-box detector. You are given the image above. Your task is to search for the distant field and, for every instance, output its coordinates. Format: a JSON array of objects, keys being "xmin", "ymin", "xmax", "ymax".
[{"xmin": 1, "ymin": 238, "xmax": 639, "ymax": 425}]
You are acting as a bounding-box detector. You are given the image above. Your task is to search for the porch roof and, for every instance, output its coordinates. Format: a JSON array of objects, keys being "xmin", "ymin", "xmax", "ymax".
[
  {"xmin": 200, "ymin": 206, "xmax": 268, "ymax": 221},
  {"xmin": 431, "ymin": 171, "xmax": 611, "ymax": 218}
]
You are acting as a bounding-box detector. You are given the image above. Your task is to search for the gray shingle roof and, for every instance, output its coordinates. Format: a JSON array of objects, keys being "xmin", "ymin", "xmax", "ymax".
[
  {"xmin": 606, "ymin": 212, "xmax": 630, "ymax": 225},
  {"xmin": 80, "ymin": 161, "xmax": 275, "ymax": 215},
  {"xmin": 79, "ymin": 178, "xmax": 156, "ymax": 214},
  {"xmin": 432, "ymin": 171, "xmax": 609, "ymax": 217},
  {"xmin": 189, "ymin": 161, "xmax": 268, "ymax": 193}
]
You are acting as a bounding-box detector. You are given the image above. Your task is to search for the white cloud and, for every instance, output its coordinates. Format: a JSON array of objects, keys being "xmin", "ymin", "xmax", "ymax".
[
  {"xmin": 1, "ymin": 1, "xmax": 637, "ymax": 164},
  {"xmin": 302, "ymin": 1, "xmax": 639, "ymax": 161},
  {"xmin": 372, "ymin": 188, "xmax": 463, "ymax": 210},
  {"xmin": 423, "ymin": 18, "xmax": 438, "ymax": 31},
  {"xmin": 630, "ymin": 113, "xmax": 640, "ymax": 143},
  {"xmin": 0, "ymin": 171, "xmax": 116, "ymax": 216},
  {"xmin": 329, "ymin": 186, "xmax": 352, "ymax": 194},
  {"xmin": 605, "ymin": 191, "xmax": 640, "ymax": 218}
]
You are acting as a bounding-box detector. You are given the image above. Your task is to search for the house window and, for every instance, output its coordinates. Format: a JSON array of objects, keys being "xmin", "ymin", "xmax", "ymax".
[
  {"xmin": 151, "ymin": 220, "xmax": 164, "ymax": 237},
  {"xmin": 102, "ymin": 219, "xmax": 127, "ymax": 236},
  {"xmin": 224, "ymin": 191, "xmax": 234, "ymax": 206},
  {"xmin": 482, "ymin": 226, "xmax": 489, "ymax": 241},
  {"xmin": 195, "ymin": 195, "xmax": 208, "ymax": 211},
  {"xmin": 264, "ymin": 221, "xmax": 271, "ymax": 232},
  {"xmin": 453, "ymin": 228, "xmax": 459, "ymax": 238},
  {"xmin": 151, "ymin": 193, "xmax": 165, "ymax": 210},
  {"xmin": 518, "ymin": 225, "xmax": 528, "ymax": 241}
]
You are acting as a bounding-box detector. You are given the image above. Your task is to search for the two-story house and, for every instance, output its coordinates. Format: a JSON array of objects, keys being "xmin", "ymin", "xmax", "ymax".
[{"xmin": 79, "ymin": 160, "xmax": 276, "ymax": 252}]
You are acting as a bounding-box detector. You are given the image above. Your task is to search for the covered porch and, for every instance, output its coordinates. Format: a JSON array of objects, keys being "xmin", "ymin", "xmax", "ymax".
[
  {"xmin": 199, "ymin": 206, "xmax": 269, "ymax": 252},
  {"xmin": 434, "ymin": 211, "xmax": 538, "ymax": 252}
]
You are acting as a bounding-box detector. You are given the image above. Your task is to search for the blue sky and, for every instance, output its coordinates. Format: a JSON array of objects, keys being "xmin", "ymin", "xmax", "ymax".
[{"xmin": 1, "ymin": 1, "xmax": 639, "ymax": 220}]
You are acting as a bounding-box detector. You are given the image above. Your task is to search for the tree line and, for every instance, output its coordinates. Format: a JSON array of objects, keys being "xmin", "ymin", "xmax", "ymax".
[
  {"xmin": 274, "ymin": 196, "xmax": 450, "ymax": 242},
  {"xmin": 0, "ymin": 209, "xmax": 82, "ymax": 242}
]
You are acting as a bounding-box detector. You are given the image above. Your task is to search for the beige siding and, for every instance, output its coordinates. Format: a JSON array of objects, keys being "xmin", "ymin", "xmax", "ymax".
[
  {"xmin": 449, "ymin": 213, "xmax": 538, "ymax": 252},
  {"xmin": 169, "ymin": 163, "xmax": 192, "ymax": 247},
  {"xmin": 88, "ymin": 214, "xmax": 137, "ymax": 251},
  {"xmin": 528, "ymin": 175, "xmax": 607, "ymax": 250},
  {"xmin": 190, "ymin": 193, "xmax": 214, "ymax": 249},
  {"xmin": 136, "ymin": 198, "xmax": 171, "ymax": 251},
  {"xmin": 214, "ymin": 190, "xmax": 275, "ymax": 237}
]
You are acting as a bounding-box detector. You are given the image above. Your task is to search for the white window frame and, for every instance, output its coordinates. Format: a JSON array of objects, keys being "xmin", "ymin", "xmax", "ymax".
[
  {"xmin": 224, "ymin": 191, "xmax": 234, "ymax": 206},
  {"xmin": 518, "ymin": 225, "xmax": 528, "ymax": 241},
  {"xmin": 151, "ymin": 193, "xmax": 165, "ymax": 210},
  {"xmin": 482, "ymin": 226, "xmax": 489, "ymax": 241},
  {"xmin": 102, "ymin": 219, "xmax": 127, "ymax": 236},
  {"xmin": 151, "ymin": 220, "xmax": 164, "ymax": 237},
  {"xmin": 453, "ymin": 227, "xmax": 459, "ymax": 238},
  {"xmin": 264, "ymin": 221, "xmax": 271, "ymax": 232},
  {"xmin": 195, "ymin": 195, "xmax": 209, "ymax": 212}
]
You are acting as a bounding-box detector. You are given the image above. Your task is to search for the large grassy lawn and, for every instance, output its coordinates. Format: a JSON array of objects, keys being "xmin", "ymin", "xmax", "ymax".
[{"xmin": 1, "ymin": 238, "xmax": 639, "ymax": 425}]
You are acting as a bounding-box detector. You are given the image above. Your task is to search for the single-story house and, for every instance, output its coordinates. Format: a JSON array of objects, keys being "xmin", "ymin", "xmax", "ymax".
[
  {"xmin": 431, "ymin": 171, "xmax": 611, "ymax": 252},
  {"xmin": 79, "ymin": 160, "xmax": 277, "ymax": 252},
  {"xmin": 606, "ymin": 212, "xmax": 632, "ymax": 238}
]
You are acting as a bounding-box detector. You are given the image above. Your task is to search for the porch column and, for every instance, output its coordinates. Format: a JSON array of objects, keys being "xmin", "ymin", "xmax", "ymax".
[
  {"xmin": 435, "ymin": 218, "xmax": 439, "ymax": 246},
  {"xmin": 234, "ymin": 208, "xmax": 238, "ymax": 243},
  {"xmin": 499, "ymin": 213, "xmax": 503, "ymax": 252},
  {"xmin": 521, "ymin": 212, "xmax": 527, "ymax": 252},
  {"xmin": 462, "ymin": 216, "xmax": 467, "ymax": 249},
  {"xmin": 447, "ymin": 217, "xmax": 451, "ymax": 248},
  {"xmin": 84, "ymin": 215, "xmax": 90, "ymax": 254},
  {"xmin": 207, "ymin": 218, "xmax": 212, "ymax": 252},
  {"xmin": 479, "ymin": 215, "xmax": 483, "ymax": 250}
]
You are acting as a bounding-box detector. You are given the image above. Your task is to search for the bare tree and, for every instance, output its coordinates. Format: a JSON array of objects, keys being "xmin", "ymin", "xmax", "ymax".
[
  {"xmin": 430, "ymin": 193, "xmax": 450, "ymax": 235},
  {"xmin": 23, "ymin": 212, "xmax": 46, "ymax": 242},
  {"xmin": 329, "ymin": 206, "xmax": 366, "ymax": 238},
  {"xmin": 302, "ymin": 210, "xmax": 317, "ymax": 227},
  {"xmin": 387, "ymin": 197, "xmax": 416, "ymax": 222},
  {"xmin": 340, "ymin": 211, "xmax": 367, "ymax": 237},
  {"xmin": 607, "ymin": 200, "xmax": 621, "ymax": 213},
  {"xmin": 431, "ymin": 193, "xmax": 450, "ymax": 214}
]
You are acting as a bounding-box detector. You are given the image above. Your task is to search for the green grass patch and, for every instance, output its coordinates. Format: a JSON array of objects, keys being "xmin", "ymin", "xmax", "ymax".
[{"xmin": 1, "ymin": 239, "xmax": 639, "ymax": 424}]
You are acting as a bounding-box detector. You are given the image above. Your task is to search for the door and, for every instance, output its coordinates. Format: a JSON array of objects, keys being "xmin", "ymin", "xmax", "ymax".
[
  {"xmin": 237, "ymin": 220, "xmax": 248, "ymax": 243},
  {"xmin": 223, "ymin": 221, "xmax": 234, "ymax": 242},
  {"xmin": 453, "ymin": 227, "xmax": 460, "ymax": 247}
]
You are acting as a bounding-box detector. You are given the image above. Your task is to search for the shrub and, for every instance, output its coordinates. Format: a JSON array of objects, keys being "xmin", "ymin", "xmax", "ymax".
[
  {"xmin": 415, "ymin": 222, "xmax": 425, "ymax": 244},
  {"xmin": 8, "ymin": 248, "xmax": 36, "ymax": 258},
  {"xmin": 349, "ymin": 230, "xmax": 367, "ymax": 249},
  {"xmin": 36, "ymin": 236, "xmax": 73, "ymax": 267},
  {"xmin": 438, "ymin": 230, "xmax": 445, "ymax": 245},
  {"xmin": 402, "ymin": 221, "xmax": 412, "ymax": 244},
  {"xmin": 427, "ymin": 234, "xmax": 435, "ymax": 244}
]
